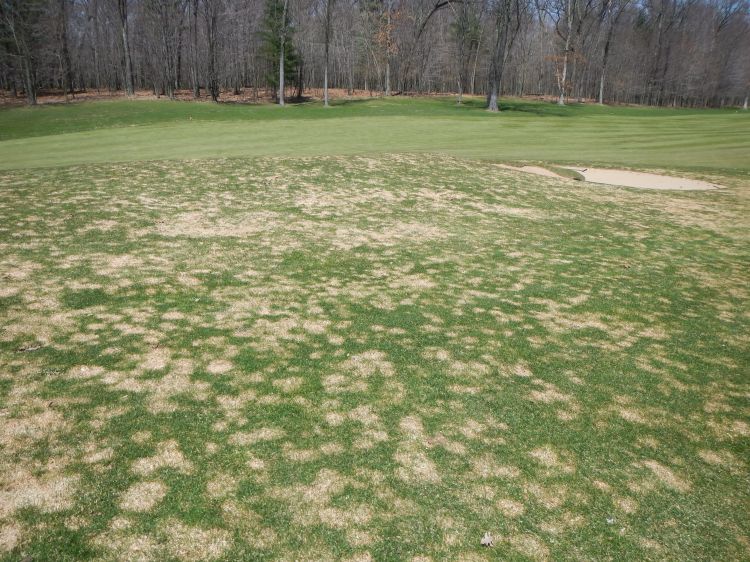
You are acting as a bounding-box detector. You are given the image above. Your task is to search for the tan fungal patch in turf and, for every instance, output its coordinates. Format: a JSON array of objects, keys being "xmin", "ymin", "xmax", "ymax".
[
  {"xmin": 344, "ymin": 350, "xmax": 395, "ymax": 378},
  {"xmin": 0, "ymin": 468, "xmax": 79, "ymax": 518},
  {"xmin": 207, "ymin": 473, "xmax": 239, "ymax": 499},
  {"xmin": 538, "ymin": 511, "xmax": 585, "ymax": 535},
  {"xmin": 497, "ymin": 498, "xmax": 525, "ymax": 517},
  {"xmin": 636, "ymin": 460, "xmax": 691, "ymax": 493},
  {"xmin": 331, "ymin": 222, "xmax": 447, "ymax": 250},
  {"xmin": 119, "ymin": 481, "xmax": 168, "ymax": 512},
  {"xmin": 141, "ymin": 347, "xmax": 170, "ymax": 371},
  {"xmin": 93, "ymin": 517, "xmax": 159, "ymax": 562},
  {"xmin": 157, "ymin": 210, "xmax": 282, "ymax": 239},
  {"xmin": 395, "ymin": 448, "xmax": 441, "ymax": 483},
  {"xmin": 84, "ymin": 446, "xmax": 115, "ymax": 464},
  {"xmin": 698, "ymin": 449, "xmax": 744, "ymax": 471},
  {"xmin": 708, "ymin": 419, "xmax": 750, "ymax": 440},
  {"xmin": 0, "ymin": 522, "xmax": 22, "ymax": 553},
  {"xmin": 529, "ymin": 446, "xmax": 576, "ymax": 474},
  {"xmin": 163, "ymin": 519, "xmax": 233, "ymax": 561},
  {"xmin": 270, "ymin": 468, "xmax": 373, "ymax": 535},
  {"xmin": 221, "ymin": 500, "xmax": 277, "ymax": 549},
  {"xmin": 132, "ymin": 440, "xmax": 193, "ymax": 475},
  {"xmin": 0, "ymin": 404, "xmax": 68, "ymax": 454},
  {"xmin": 526, "ymin": 483, "xmax": 566, "ymax": 510},
  {"xmin": 614, "ymin": 495, "xmax": 639, "ymax": 514},
  {"xmin": 228, "ymin": 426, "xmax": 285, "ymax": 446},
  {"xmin": 471, "ymin": 454, "xmax": 521, "ymax": 479},
  {"xmin": 617, "ymin": 407, "xmax": 650, "ymax": 424},
  {"xmin": 104, "ymin": 360, "xmax": 209, "ymax": 414},
  {"xmin": 272, "ymin": 376, "xmax": 303, "ymax": 392},
  {"xmin": 509, "ymin": 533, "xmax": 550, "ymax": 561},
  {"xmin": 131, "ymin": 430, "xmax": 152, "ymax": 444},
  {"xmin": 206, "ymin": 359, "xmax": 233, "ymax": 375},
  {"xmin": 394, "ymin": 415, "xmax": 441, "ymax": 483}
]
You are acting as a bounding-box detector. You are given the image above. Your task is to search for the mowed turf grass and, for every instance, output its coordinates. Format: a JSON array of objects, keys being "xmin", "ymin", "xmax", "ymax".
[
  {"xmin": 1, "ymin": 97, "xmax": 749, "ymax": 173},
  {"xmin": 0, "ymin": 99, "xmax": 749, "ymax": 561}
]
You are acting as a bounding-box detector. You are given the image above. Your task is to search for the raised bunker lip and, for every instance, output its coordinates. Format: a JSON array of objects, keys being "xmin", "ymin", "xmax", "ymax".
[{"xmin": 563, "ymin": 167, "xmax": 721, "ymax": 191}]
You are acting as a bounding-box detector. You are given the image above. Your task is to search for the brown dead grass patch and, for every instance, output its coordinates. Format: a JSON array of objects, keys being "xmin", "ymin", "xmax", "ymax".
[
  {"xmin": 0, "ymin": 468, "xmax": 79, "ymax": 519},
  {"xmin": 132, "ymin": 440, "xmax": 193, "ymax": 476},
  {"xmin": 636, "ymin": 460, "xmax": 691, "ymax": 493},
  {"xmin": 119, "ymin": 481, "xmax": 168, "ymax": 512},
  {"xmin": 0, "ymin": 522, "xmax": 22, "ymax": 553},
  {"xmin": 163, "ymin": 518, "xmax": 233, "ymax": 561}
]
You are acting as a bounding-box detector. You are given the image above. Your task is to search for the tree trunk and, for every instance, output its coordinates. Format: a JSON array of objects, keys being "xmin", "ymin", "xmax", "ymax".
[
  {"xmin": 384, "ymin": 4, "xmax": 391, "ymax": 96},
  {"xmin": 176, "ymin": 20, "xmax": 183, "ymax": 91},
  {"xmin": 558, "ymin": 0, "xmax": 572, "ymax": 105},
  {"xmin": 58, "ymin": 0, "xmax": 74, "ymax": 97},
  {"xmin": 278, "ymin": 42, "xmax": 285, "ymax": 105},
  {"xmin": 486, "ymin": 0, "xmax": 516, "ymax": 112},
  {"xmin": 191, "ymin": 0, "xmax": 199, "ymax": 98},
  {"xmin": 118, "ymin": 0, "xmax": 134, "ymax": 96},
  {"xmin": 488, "ymin": 83, "xmax": 499, "ymax": 111},
  {"xmin": 91, "ymin": 0, "xmax": 101, "ymax": 91},
  {"xmin": 743, "ymin": 95, "xmax": 748, "ymax": 110},
  {"xmin": 205, "ymin": 0, "xmax": 219, "ymax": 102},
  {"xmin": 296, "ymin": 58, "xmax": 303, "ymax": 99},
  {"xmin": 23, "ymin": 60, "xmax": 37, "ymax": 105},
  {"xmin": 279, "ymin": 0, "xmax": 288, "ymax": 106},
  {"xmin": 598, "ymin": 31, "xmax": 613, "ymax": 104},
  {"xmin": 323, "ymin": 0, "xmax": 333, "ymax": 106}
]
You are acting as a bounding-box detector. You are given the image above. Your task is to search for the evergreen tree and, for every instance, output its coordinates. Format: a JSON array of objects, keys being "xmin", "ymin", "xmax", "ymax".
[{"xmin": 262, "ymin": 0, "xmax": 298, "ymax": 98}]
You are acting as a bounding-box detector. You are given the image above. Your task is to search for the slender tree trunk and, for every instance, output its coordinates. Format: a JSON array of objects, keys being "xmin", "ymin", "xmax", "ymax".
[
  {"xmin": 118, "ymin": 0, "xmax": 134, "ymax": 96},
  {"xmin": 470, "ymin": 22, "xmax": 484, "ymax": 95},
  {"xmin": 58, "ymin": 0, "xmax": 73, "ymax": 97},
  {"xmin": 296, "ymin": 57, "xmax": 303, "ymax": 98},
  {"xmin": 348, "ymin": 50, "xmax": 354, "ymax": 95},
  {"xmin": 385, "ymin": 59, "xmax": 390, "ymax": 95},
  {"xmin": 384, "ymin": 3, "xmax": 391, "ymax": 96},
  {"xmin": 176, "ymin": 21, "xmax": 183, "ymax": 91},
  {"xmin": 23, "ymin": 60, "xmax": 36, "ymax": 105},
  {"xmin": 558, "ymin": 0, "xmax": 572, "ymax": 105},
  {"xmin": 486, "ymin": 0, "xmax": 516, "ymax": 112},
  {"xmin": 279, "ymin": 41, "xmax": 285, "ymax": 105},
  {"xmin": 743, "ymin": 95, "xmax": 748, "ymax": 110},
  {"xmin": 323, "ymin": 0, "xmax": 334, "ymax": 106},
  {"xmin": 279, "ymin": 0, "xmax": 288, "ymax": 106},
  {"xmin": 488, "ymin": 82, "xmax": 498, "ymax": 111},
  {"xmin": 205, "ymin": 0, "xmax": 219, "ymax": 102},
  {"xmin": 91, "ymin": 0, "xmax": 101, "ymax": 91},
  {"xmin": 598, "ymin": 15, "xmax": 616, "ymax": 105},
  {"xmin": 190, "ymin": 0, "xmax": 199, "ymax": 98}
]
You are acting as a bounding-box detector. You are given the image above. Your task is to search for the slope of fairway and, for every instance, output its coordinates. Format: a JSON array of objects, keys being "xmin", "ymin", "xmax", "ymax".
[
  {"xmin": 1, "ymin": 153, "xmax": 749, "ymax": 561},
  {"xmin": 1, "ymin": 97, "xmax": 748, "ymax": 173}
]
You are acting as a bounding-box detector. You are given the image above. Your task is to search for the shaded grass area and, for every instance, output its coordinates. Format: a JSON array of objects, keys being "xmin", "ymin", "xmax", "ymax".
[
  {"xmin": 1, "ymin": 97, "xmax": 748, "ymax": 173},
  {"xmin": 0, "ymin": 155, "xmax": 748, "ymax": 561}
]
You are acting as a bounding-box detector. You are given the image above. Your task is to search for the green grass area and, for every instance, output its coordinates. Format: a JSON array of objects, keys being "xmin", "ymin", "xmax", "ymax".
[
  {"xmin": 0, "ymin": 99, "xmax": 749, "ymax": 561},
  {"xmin": 1, "ymin": 97, "xmax": 748, "ymax": 173}
]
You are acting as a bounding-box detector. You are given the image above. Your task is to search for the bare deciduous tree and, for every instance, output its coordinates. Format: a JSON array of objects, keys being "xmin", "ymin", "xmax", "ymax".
[{"xmin": 1, "ymin": 0, "xmax": 747, "ymax": 108}]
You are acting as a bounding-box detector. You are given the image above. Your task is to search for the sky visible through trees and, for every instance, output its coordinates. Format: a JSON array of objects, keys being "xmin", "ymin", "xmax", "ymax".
[{"xmin": 1, "ymin": 0, "xmax": 748, "ymax": 109}]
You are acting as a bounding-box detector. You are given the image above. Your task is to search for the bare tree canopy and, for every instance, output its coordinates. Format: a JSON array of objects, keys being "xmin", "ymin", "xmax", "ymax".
[{"xmin": 0, "ymin": 0, "xmax": 748, "ymax": 108}]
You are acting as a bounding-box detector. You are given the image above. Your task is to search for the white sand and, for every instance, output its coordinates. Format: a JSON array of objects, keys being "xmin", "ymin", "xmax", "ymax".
[
  {"xmin": 498, "ymin": 164, "xmax": 563, "ymax": 178},
  {"xmin": 565, "ymin": 167, "xmax": 719, "ymax": 191}
]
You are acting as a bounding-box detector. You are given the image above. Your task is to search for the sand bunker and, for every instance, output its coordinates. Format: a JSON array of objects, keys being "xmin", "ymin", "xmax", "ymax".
[
  {"xmin": 565, "ymin": 167, "xmax": 719, "ymax": 191},
  {"xmin": 500, "ymin": 163, "xmax": 720, "ymax": 190},
  {"xmin": 498, "ymin": 164, "xmax": 561, "ymax": 178}
]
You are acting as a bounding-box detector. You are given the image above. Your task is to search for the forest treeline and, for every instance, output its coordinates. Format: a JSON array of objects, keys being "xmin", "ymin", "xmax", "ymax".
[{"xmin": 1, "ymin": 0, "xmax": 748, "ymax": 110}]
